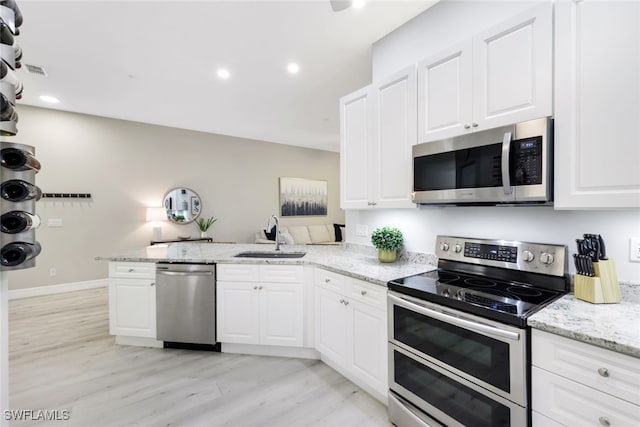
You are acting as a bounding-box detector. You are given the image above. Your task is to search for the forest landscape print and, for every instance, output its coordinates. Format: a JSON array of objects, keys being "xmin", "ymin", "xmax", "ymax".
[{"xmin": 279, "ymin": 177, "xmax": 328, "ymax": 217}]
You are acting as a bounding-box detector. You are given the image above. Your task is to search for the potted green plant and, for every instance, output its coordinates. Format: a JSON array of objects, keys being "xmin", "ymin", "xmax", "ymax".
[
  {"xmin": 195, "ymin": 216, "xmax": 217, "ymax": 239},
  {"xmin": 370, "ymin": 226, "xmax": 404, "ymax": 263}
]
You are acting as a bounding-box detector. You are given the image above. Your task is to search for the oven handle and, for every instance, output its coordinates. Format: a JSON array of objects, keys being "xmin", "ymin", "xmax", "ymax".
[
  {"xmin": 388, "ymin": 294, "xmax": 520, "ymax": 341},
  {"xmin": 501, "ymin": 131, "xmax": 513, "ymax": 195}
]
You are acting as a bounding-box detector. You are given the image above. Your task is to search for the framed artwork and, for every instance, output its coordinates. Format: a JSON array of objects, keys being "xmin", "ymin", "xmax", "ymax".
[
  {"xmin": 279, "ymin": 177, "xmax": 328, "ymax": 217},
  {"xmin": 191, "ymin": 196, "xmax": 200, "ymax": 216}
]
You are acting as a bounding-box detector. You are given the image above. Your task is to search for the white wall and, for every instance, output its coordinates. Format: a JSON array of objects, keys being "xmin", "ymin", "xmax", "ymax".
[
  {"xmin": 347, "ymin": 0, "xmax": 640, "ymax": 283},
  {"xmin": 6, "ymin": 105, "xmax": 344, "ymax": 290}
]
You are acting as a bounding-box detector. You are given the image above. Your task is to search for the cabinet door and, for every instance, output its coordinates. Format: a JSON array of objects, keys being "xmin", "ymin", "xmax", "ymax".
[
  {"xmin": 372, "ymin": 65, "xmax": 417, "ymax": 209},
  {"xmin": 340, "ymin": 86, "xmax": 373, "ymax": 209},
  {"xmin": 314, "ymin": 286, "xmax": 348, "ymax": 367},
  {"xmin": 472, "ymin": 3, "xmax": 552, "ymax": 130},
  {"xmin": 109, "ymin": 278, "xmax": 156, "ymax": 338},
  {"xmin": 417, "ymin": 40, "xmax": 473, "ymax": 142},
  {"xmin": 348, "ymin": 300, "xmax": 388, "ymax": 396},
  {"xmin": 259, "ymin": 282, "xmax": 303, "ymax": 347},
  {"xmin": 216, "ymin": 281, "xmax": 259, "ymax": 344},
  {"xmin": 554, "ymin": 0, "xmax": 640, "ymax": 208}
]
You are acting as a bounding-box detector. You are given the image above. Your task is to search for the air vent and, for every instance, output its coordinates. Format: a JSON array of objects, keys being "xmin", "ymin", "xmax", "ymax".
[{"xmin": 24, "ymin": 64, "xmax": 47, "ymax": 76}]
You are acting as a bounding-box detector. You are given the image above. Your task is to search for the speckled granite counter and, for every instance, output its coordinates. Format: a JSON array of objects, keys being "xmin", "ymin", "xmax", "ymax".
[
  {"xmin": 528, "ymin": 282, "xmax": 640, "ymax": 358},
  {"xmin": 98, "ymin": 242, "xmax": 436, "ymax": 287}
]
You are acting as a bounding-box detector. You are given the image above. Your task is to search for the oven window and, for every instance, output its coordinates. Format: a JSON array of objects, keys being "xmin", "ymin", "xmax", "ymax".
[
  {"xmin": 393, "ymin": 305, "xmax": 510, "ymax": 392},
  {"xmin": 394, "ymin": 350, "xmax": 511, "ymax": 427},
  {"xmin": 414, "ymin": 143, "xmax": 502, "ymax": 191}
]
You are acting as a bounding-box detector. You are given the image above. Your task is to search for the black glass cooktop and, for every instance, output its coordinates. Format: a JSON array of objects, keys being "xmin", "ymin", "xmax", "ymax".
[{"xmin": 389, "ymin": 269, "xmax": 565, "ymax": 327}]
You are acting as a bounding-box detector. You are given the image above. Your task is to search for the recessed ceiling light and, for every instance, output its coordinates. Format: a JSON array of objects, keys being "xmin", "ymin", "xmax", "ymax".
[
  {"xmin": 287, "ymin": 63, "xmax": 300, "ymax": 74},
  {"xmin": 39, "ymin": 95, "xmax": 59, "ymax": 104},
  {"xmin": 217, "ymin": 68, "xmax": 230, "ymax": 80},
  {"xmin": 353, "ymin": 0, "xmax": 366, "ymax": 9}
]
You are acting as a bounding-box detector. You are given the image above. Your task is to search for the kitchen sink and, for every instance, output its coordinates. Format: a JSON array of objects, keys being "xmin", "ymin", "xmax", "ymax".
[{"xmin": 234, "ymin": 251, "xmax": 306, "ymax": 259}]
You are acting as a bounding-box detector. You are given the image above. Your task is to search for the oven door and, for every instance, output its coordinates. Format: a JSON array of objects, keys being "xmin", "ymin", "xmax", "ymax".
[
  {"xmin": 388, "ymin": 291, "xmax": 527, "ymax": 406},
  {"xmin": 389, "ymin": 344, "xmax": 527, "ymax": 427}
]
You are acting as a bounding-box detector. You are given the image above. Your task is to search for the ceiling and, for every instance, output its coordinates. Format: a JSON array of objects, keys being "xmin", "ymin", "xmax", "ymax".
[{"xmin": 14, "ymin": 0, "xmax": 437, "ymax": 152}]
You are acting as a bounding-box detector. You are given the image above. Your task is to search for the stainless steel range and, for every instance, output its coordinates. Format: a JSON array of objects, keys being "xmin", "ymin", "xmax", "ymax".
[{"xmin": 387, "ymin": 235, "xmax": 569, "ymax": 427}]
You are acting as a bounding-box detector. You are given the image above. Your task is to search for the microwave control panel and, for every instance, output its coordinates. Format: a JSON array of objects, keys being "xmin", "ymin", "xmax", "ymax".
[{"xmin": 511, "ymin": 136, "xmax": 543, "ymax": 185}]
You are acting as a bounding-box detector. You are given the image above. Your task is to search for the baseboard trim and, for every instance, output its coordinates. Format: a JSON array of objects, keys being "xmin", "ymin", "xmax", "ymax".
[
  {"xmin": 221, "ymin": 343, "xmax": 320, "ymax": 360},
  {"xmin": 8, "ymin": 279, "xmax": 108, "ymax": 300}
]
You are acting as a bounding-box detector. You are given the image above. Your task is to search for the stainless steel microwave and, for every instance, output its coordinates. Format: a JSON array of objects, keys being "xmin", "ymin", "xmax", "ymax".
[{"xmin": 412, "ymin": 117, "xmax": 553, "ymax": 205}]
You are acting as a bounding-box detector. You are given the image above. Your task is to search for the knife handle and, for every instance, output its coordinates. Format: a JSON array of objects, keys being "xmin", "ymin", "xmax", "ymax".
[{"xmin": 598, "ymin": 234, "xmax": 608, "ymax": 260}]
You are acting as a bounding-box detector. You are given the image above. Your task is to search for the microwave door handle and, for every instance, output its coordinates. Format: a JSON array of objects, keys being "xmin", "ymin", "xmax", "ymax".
[{"xmin": 501, "ymin": 132, "xmax": 513, "ymax": 195}]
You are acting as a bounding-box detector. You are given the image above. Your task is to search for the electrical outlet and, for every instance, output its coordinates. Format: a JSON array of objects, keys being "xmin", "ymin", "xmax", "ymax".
[
  {"xmin": 630, "ymin": 238, "xmax": 640, "ymax": 263},
  {"xmin": 49, "ymin": 268, "xmax": 57, "ymax": 277},
  {"xmin": 355, "ymin": 224, "xmax": 368, "ymax": 237}
]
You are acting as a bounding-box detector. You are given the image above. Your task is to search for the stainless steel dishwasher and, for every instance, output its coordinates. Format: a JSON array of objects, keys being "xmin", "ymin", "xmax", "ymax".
[{"xmin": 156, "ymin": 263, "xmax": 218, "ymax": 350}]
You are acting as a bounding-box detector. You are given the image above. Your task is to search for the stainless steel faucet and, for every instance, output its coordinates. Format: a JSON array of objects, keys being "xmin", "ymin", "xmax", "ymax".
[{"xmin": 267, "ymin": 214, "xmax": 281, "ymax": 251}]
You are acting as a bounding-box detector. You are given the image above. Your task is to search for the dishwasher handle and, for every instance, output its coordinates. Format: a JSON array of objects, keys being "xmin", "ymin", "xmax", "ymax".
[{"xmin": 156, "ymin": 270, "xmax": 214, "ymax": 277}]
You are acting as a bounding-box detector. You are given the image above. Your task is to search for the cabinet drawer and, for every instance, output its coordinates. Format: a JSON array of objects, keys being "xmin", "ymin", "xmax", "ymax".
[
  {"xmin": 109, "ymin": 262, "xmax": 156, "ymax": 279},
  {"xmin": 532, "ymin": 366, "xmax": 640, "ymax": 426},
  {"xmin": 532, "ymin": 329, "xmax": 640, "ymax": 405},
  {"xmin": 217, "ymin": 264, "xmax": 260, "ymax": 282},
  {"xmin": 259, "ymin": 265, "xmax": 304, "ymax": 283},
  {"xmin": 348, "ymin": 278, "xmax": 386, "ymax": 310},
  {"xmin": 315, "ymin": 269, "xmax": 347, "ymax": 293}
]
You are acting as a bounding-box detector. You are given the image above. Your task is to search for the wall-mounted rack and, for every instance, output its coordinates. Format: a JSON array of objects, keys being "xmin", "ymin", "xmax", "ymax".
[{"xmin": 41, "ymin": 193, "xmax": 92, "ymax": 199}]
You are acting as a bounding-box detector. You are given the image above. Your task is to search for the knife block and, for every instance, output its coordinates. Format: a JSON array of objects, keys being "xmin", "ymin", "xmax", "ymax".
[{"xmin": 574, "ymin": 259, "xmax": 621, "ymax": 304}]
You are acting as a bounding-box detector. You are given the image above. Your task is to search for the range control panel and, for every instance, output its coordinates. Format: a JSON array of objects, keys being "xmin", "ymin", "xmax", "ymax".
[{"xmin": 435, "ymin": 235, "xmax": 567, "ymax": 277}]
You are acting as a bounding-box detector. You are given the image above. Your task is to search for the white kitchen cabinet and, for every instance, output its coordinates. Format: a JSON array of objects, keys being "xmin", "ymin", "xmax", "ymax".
[
  {"xmin": 314, "ymin": 286, "xmax": 348, "ymax": 366},
  {"xmin": 216, "ymin": 264, "xmax": 304, "ymax": 347},
  {"xmin": 340, "ymin": 64, "xmax": 416, "ymax": 209},
  {"xmin": 531, "ymin": 329, "xmax": 640, "ymax": 426},
  {"xmin": 554, "ymin": 0, "xmax": 640, "ymax": 208},
  {"xmin": 314, "ymin": 269, "xmax": 387, "ymax": 401},
  {"xmin": 108, "ymin": 262, "xmax": 157, "ymax": 338},
  {"xmin": 417, "ymin": 3, "xmax": 552, "ymax": 143},
  {"xmin": 417, "ymin": 40, "xmax": 473, "ymax": 142}
]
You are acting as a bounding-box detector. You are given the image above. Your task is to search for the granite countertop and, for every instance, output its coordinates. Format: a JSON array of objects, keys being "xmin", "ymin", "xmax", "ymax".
[
  {"xmin": 98, "ymin": 242, "xmax": 436, "ymax": 287},
  {"xmin": 528, "ymin": 282, "xmax": 640, "ymax": 358}
]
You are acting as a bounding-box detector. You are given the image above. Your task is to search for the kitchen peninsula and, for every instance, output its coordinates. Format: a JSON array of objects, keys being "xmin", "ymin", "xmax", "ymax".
[{"xmin": 100, "ymin": 242, "xmax": 436, "ymax": 403}]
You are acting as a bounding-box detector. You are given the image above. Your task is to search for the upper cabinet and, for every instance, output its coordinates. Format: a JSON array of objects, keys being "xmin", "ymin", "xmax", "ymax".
[
  {"xmin": 417, "ymin": 3, "xmax": 553, "ymax": 143},
  {"xmin": 554, "ymin": 0, "xmax": 640, "ymax": 209},
  {"xmin": 340, "ymin": 65, "xmax": 416, "ymax": 209}
]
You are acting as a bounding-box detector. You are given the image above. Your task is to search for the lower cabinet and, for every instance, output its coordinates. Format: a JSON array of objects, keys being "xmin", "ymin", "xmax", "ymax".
[
  {"xmin": 314, "ymin": 269, "xmax": 388, "ymax": 401},
  {"xmin": 217, "ymin": 264, "xmax": 304, "ymax": 347},
  {"xmin": 108, "ymin": 262, "xmax": 157, "ymax": 338},
  {"xmin": 531, "ymin": 329, "xmax": 640, "ymax": 426}
]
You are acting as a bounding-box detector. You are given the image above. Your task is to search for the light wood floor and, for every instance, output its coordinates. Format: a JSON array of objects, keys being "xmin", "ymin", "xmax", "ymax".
[{"xmin": 9, "ymin": 288, "xmax": 390, "ymax": 427}]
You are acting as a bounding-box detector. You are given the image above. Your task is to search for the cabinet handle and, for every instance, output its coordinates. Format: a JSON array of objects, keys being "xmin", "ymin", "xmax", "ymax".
[
  {"xmin": 464, "ymin": 124, "xmax": 470, "ymax": 129},
  {"xmin": 128, "ymin": 268, "xmax": 134, "ymax": 272},
  {"xmin": 254, "ymin": 286, "xmax": 258, "ymax": 290},
  {"xmin": 344, "ymin": 300, "xmax": 349, "ymax": 306},
  {"xmin": 259, "ymin": 286, "xmax": 263, "ymax": 290},
  {"xmin": 339, "ymin": 299, "xmax": 344, "ymax": 304},
  {"xmin": 599, "ymin": 416, "xmax": 611, "ymax": 427},
  {"xmin": 472, "ymin": 122, "xmax": 478, "ymax": 127},
  {"xmin": 325, "ymin": 278, "xmax": 330, "ymax": 283},
  {"xmin": 150, "ymin": 282, "xmax": 155, "ymax": 286},
  {"xmin": 370, "ymin": 202, "xmax": 377, "ymax": 206},
  {"xmin": 360, "ymin": 290, "xmax": 367, "ymax": 296},
  {"xmin": 598, "ymin": 368, "xmax": 610, "ymax": 377}
]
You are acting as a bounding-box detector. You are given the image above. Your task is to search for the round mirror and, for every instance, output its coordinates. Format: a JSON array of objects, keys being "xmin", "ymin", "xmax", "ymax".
[{"xmin": 163, "ymin": 187, "xmax": 201, "ymax": 224}]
